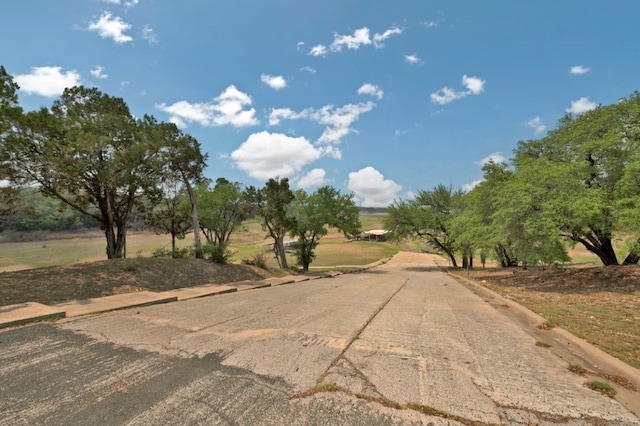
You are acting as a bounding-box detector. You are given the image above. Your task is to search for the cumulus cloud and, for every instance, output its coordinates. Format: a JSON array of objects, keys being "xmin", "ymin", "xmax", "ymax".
[
  {"xmin": 526, "ymin": 116, "xmax": 546, "ymax": 134},
  {"xmin": 431, "ymin": 74, "xmax": 485, "ymax": 105},
  {"xmin": 310, "ymin": 26, "xmax": 402, "ymax": 56},
  {"xmin": 88, "ymin": 12, "xmax": 133, "ymax": 44},
  {"xmin": 347, "ymin": 167, "xmax": 402, "ymax": 207},
  {"xmin": 357, "ymin": 83, "xmax": 383, "ymax": 100},
  {"xmin": 566, "ymin": 97, "xmax": 597, "ymax": 115},
  {"xmin": 570, "ymin": 65, "xmax": 590, "ymax": 75},
  {"xmin": 309, "ymin": 45, "xmax": 328, "ymax": 57},
  {"xmin": 477, "ymin": 152, "xmax": 507, "ymax": 166},
  {"xmin": 267, "ymin": 102, "xmax": 375, "ymax": 145},
  {"xmin": 90, "ymin": 66, "xmax": 108, "ymax": 79},
  {"xmin": 268, "ymin": 107, "xmax": 309, "ymax": 126},
  {"xmin": 15, "ymin": 66, "xmax": 81, "ymax": 98},
  {"xmin": 296, "ymin": 41, "xmax": 305, "ymax": 50},
  {"xmin": 296, "ymin": 168, "xmax": 327, "ymax": 189},
  {"xmin": 404, "ymin": 54, "xmax": 420, "ymax": 65},
  {"xmin": 261, "ymin": 74, "xmax": 287, "ymax": 90},
  {"xmin": 312, "ymin": 102, "xmax": 375, "ymax": 144},
  {"xmin": 156, "ymin": 85, "xmax": 259, "ymax": 128},
  {"xmin": 230, "ymin": 131, "xmax": 322, "ymax": 180}
]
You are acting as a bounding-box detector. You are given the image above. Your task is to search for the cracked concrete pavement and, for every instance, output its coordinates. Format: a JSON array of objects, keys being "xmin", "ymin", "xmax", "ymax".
[{"xmin": 1, "ymin": 252, "xmax": 638, "ymax": 425}]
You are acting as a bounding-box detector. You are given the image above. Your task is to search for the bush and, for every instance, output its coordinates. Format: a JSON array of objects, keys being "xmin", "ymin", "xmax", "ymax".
[
  {"xmin": 151, "ymin": 246, "xmax": 193, "ymax": 258},
  {"xmin": 202, "ymin": 244, "xmax": 232, "ymax": 264}
]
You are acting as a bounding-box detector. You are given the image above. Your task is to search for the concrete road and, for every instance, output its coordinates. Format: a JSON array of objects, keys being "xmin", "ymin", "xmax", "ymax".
[{"xmin": 1, "ymin": 252, "xmax": 638, "ymax": 425}]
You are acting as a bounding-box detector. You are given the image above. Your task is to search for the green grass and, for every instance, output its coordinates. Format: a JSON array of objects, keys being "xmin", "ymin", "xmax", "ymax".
[{"xmin": 586, "ymin": 380, "xmax": 616, "ymax": 398}]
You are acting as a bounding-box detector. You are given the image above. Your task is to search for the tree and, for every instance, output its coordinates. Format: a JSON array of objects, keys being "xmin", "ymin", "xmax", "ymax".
[
  {"xmin": 385, "ymin": 184, "xmax": 462, "ymax": 267},
  {"xmin": 254, "ymin": 177, "xmax": 296, "ymax": 269},
  {"xmin": 512, "ymin": 93, "xmax": 640, "ymax": 265},
  {"xmin": 145, "ymin": 181, "xmax": 191, "ymax": 258},
  {"xmin": 196, "ymin": 178, "xmax": 253, "ymax": 251},
  {"xmin": 288, "ymin": 186, "xmax": 361, "ymax": 271},
  {"xmin": 156, "ymin": 121, "xmax": 207, "ymax": 259},
  {"xmin": 1, "ymin": 85, "xmax": 204, "ymax": 259}
]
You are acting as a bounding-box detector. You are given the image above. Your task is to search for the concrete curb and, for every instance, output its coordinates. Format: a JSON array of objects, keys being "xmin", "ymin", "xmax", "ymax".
[
  {"xmin": 0, "ymin": 302, "xmax": 66, "ymax": 329},
  {"xmin": 448, "ymin": 270, "xmax": 640, "ymax": 415},
  {"xmin": 0, "ymin": 257, "xmax": 391, "ymax": 329}
]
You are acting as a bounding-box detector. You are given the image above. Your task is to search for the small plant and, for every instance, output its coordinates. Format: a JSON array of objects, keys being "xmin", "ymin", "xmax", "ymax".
[
  {"xmin": 568, "ymin": 364, "xmax": 587, "ymax": 375},
  {"xmin": 586, "ymin": 380, "xmax": 616, "ymax": 398},
  {"xmin": 202, "ymin": 244, "xmax": 232, "ymax": 264},
  {"xmin": 122, "ymin": 259, "xmax": 138, "ymax": 272},
  {"xmin": 253, "ymin": 251, "xmax": 269, "ymax": 269},
  {"xmin": 535, "ymin": 341, "xmax": 552, "ymax": 348},
  {"xmin": 314, "ymin": 381, "xmax": 339, "ymax": 392},
  {"xmin": 537, "ymin": 320, "xmax": 557, "ymax": 330}
]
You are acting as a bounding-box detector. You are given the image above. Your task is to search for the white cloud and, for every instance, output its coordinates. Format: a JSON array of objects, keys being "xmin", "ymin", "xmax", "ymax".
[
  {"xmin": 309, "ymin": 45, "xmax": 328, "ymax": 57},
  {"xmin": 311, "ymin": 26, "xmax": 402, "ymax": 56},
  {"xmin": 357, "ymin": 83, "xmax": 383, "ymax": 100},
  {"xmin": 566, "ymin": 97, "xmax": 597, "ymax": 115},
  {"xmin": 462, "ymin": 75, "xmax": 485, "ymax": 95},
  {"xmin": 102, "ymin": 0, "xmax": 120, "ymax": 3},
  {"xmin": 570, "ymin": 65, "xmax": 590, "ymax": 75},
  {"xmin": 461, "ymin": 179, "xmax": 483, "ymax": 192},
  {"xmin": 526, "ymin": 116, "xmax": 546, "ymax": 134},
  {"xmin": 347, "ymin": 167, "xmax": 402, "ymax": 208},
  {"xmin": 268, "ymin": 102, "xmax": 375, "ymax": 145},
  {"xmin": 431, "ymin": 74, "xmax": 485, "ymax": 105},
  {"xmin": 331, "ymin": 27, "xmax": 372, "ymax": 51},
  {"xmin": 88, "ymin": 12, "xmax": 133, "ymax": 44},
  {"xmin": 477, "ymin": 152, "xmax": 507, "ymax": 166},
  {"xmin": 230, "ymin": 131, "xmax": 322, "ymax": 181},
  {"xmin": 268, "ymin": 107, "xmax": 309, "ymax": 126},
  {"xmin": 296, "ymin": 41, "xmax": 305, "ymax": 50},
  {"xmin": 124, "ymin": 0, "xmax": 139, "ymax": 7},
  {"xmin": 142, "ymin": 25, "xmax": 158, "ymax": 45},
  {"xmin": 430, "ymin": 87, "xmax": 463, "ymax": 105},
  {"xmin": 372, "ymin": 27, "xmax": 403, "ymax": 48},
  {"xmin": 15, "ymin": 66, "xmax": 81, "ymax": 98},
  {"xmin": 260, "ymin": 74, "xmax": 287, "ymax": 91},
  {"xmin": 90, "ymin": 66, "xmax": 108, "ymax": 79},
  {"xmin": 156, "ymin": 85, "xmax": 259, "ymax": 128},
  {"xmin": 296, "ymin": 168, "xmax": 327, "ymax": 189},
  {"xmin": 311, "ymin": 102, "xmax": 375, "ymax": 144},
  {"xmin": 300, "ymin": 66, "xmax": 316, "ymax": 74},
  {"xmin": 404, "ymin": 54, "xmax": 420, "ymax": 65}
]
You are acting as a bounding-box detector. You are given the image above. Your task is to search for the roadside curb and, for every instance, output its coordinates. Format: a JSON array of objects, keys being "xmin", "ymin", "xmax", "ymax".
[
  {"xmin": 0, "ymin": 258, "xmax": 390, "ymax": 329},
  {"xmin": 448, "ymin": 270, "xmax": 640, "ymax": 414}
]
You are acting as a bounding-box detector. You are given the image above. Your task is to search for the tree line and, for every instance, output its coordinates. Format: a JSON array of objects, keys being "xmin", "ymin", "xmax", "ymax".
[
  {"xmin": 385, "ymin": 92, "xmax": 640, "ymax": 267},
  {"xmin": 0, "ymin": 66, "xmax": 361, "ymax": 270}
]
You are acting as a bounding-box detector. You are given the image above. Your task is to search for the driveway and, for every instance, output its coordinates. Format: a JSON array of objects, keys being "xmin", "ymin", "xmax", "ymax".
[{"xmin": 1, "ymin": 252, "xmax": 638, "ymax": 425}]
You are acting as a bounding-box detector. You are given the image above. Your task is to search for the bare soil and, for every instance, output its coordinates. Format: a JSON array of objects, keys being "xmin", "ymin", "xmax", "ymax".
[{"xmin": 0, "ymin": 258, "xmax": 283, "ymax": 307}]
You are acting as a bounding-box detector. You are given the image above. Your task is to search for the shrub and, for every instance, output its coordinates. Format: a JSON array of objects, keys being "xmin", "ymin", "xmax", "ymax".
[{"xmin": 202, "ymin": 244, "xmax": 232, "ymax": 264}]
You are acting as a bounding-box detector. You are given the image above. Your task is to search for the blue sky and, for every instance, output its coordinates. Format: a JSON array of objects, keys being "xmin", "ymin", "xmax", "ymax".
[{"xmin": 2, "ymin": 1, "xmax": 639, "ymax": 206}]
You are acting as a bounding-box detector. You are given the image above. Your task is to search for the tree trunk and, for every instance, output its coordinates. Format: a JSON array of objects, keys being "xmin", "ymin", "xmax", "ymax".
[
  {"xmin": 171, "ymin": 232, "xmax": 177, "ymax": 258},
  {"xmin": 572, "ymin": 230, "xmax": 619, "ymax": 266},
  {"xmin": 185, "ymin": 182, "xmax": 203, "ymax": 259},
  {"xmin": 275, "ymin": 236, "xmax": 288, "ymax": 269},
  {"xmin": 623, "ymin": 252, "xmax": 640, "ymax": 265}
]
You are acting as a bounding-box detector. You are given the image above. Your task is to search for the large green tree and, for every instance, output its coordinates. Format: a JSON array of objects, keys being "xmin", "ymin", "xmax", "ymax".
[
  {"xmin": 197, "ymin": 178, "xmax": 253, "ymax": 251},
  {"xmin": 288, "ymin": 186, "xmax": 361, "ymax": 271},
  {"xmin": 1, "ymin": 83, "xmax": 206, "ymax": 259},
  {"xmin": 254, "ymin": 177, "xmax": 296, "ymax": 269},
  {"xmin": 513, "ymin": 93, "xmax": 640, "ymax": 265},
  {"xmin": 385, "ymin": 184, "xmax": 462, "ymax": 267},
  {"xmin": 145, "ymin": 181, "xmax": 191, "ymax": 258}
]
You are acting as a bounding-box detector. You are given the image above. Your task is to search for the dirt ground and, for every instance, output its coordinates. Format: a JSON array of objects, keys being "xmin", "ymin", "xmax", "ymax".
[{"xmin": 0, "ymin": 258, "xmax": 283, "ymax": 307}]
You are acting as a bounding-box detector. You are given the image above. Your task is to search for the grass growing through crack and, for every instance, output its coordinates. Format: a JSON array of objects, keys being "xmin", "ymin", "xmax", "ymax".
[
  {"xmin": 568, "ymin": 364, "xmax": 587, "ymax": 375},
  {"xmin": 535, "ymin": 340, "xmax": 552, "ymax": 348},
  {"xmin": 586, "ymin": 380, "xmax": 616, "ymax": 398}
]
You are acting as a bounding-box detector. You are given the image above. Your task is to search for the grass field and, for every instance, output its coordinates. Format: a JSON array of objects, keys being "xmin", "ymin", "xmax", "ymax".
[{"xmin": 0, "ymin": 213, "xmax": 397, "ymax": 272}]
